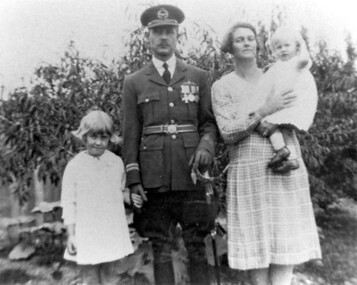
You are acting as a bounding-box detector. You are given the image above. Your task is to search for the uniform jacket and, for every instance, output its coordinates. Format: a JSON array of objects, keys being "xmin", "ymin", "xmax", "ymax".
[{"xmin": 122, "ymin": 59, "xmax": 217, "ymax": 191}]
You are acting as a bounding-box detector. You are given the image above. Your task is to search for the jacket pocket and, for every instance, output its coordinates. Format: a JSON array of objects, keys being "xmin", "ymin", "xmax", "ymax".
[
  {"xmin": 182, "ymin": 132, "xmax": 200, "ymax": 161},
  {"xmin": 137, "ymin": 92, "xmax": 160, "ymax": 104},
  {"xmin": 139, "ymin": 135, "xmax": 164, "ymax": 188}
]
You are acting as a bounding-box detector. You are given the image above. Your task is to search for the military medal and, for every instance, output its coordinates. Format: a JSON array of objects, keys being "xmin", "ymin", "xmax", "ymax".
[
  {"xmin": 180, "ymin": 81, "xmax": 200, "ymax": 103},
  {"xmin": 182, "ymin": 94, "xmax": 190, "ymax": 103},
  {"xmin": 188, "ymin": 94, "xmax": 195, "ymax": 102}
]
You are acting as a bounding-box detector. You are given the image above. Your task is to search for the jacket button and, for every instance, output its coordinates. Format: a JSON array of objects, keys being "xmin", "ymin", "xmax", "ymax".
[
  {"xmin": 169, "ymin": 102, "xmax": 174, "ymax": 107},
  {"xmin": 170, "ymin": 119, "xmax": 175, "ymax": 124},
  {"xmin": 171, "ymin": 135, "xmax": 177, "ymax": 139},
  {"xmin": 168, "ymin": 87, "xmax": 173, "ymax": 92},
  {"xmin": 143, "ymin": 146, "xmax": 147, "ymax": 150},
  {"xmin": 145, "ymin": 98, "xmax": 149, "ymax": 102}
]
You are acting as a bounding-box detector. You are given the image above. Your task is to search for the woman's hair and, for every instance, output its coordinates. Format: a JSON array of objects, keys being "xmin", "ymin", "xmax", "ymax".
[
  {"xmin": 221, "ymin": 22, "xmax": 259, "ymax": 54},
  {"xmin": 270, "ymin": 26, "xmax": 304, "ymax": 51},
  {"xmin": 72, "ymin": 110, "xmax": 121, "ymax": 144}
]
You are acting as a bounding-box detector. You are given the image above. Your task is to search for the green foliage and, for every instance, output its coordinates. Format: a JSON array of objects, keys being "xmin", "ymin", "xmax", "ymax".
[
  {"xmin": 302, "ymin": 36, "xmax": 357, "ymax": 207},
  {"xmin": 301, "ymin": 89, "xmax": 357, "ymax": 207},
  {"xmin": 311, "ymin": 40, "xmax": 357, "ymax": 93},
  {"xmin": 0, "ymin": 42, "xmax": 124, "ymax": 202},
  {"xmin": 10, "ymin": 203, "xmax": 65, "ymax": 263}
]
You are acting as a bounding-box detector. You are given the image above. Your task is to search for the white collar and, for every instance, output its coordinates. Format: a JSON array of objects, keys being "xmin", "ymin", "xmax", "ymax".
[{"xmin": 152, "ymin": 54, "xmax": 176, "ymax": 76}]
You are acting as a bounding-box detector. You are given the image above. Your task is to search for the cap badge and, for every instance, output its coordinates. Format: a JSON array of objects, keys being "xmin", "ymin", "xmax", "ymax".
[{"xmin": 157, "ymin": 8, "xmax": 169, "ymax": 20}]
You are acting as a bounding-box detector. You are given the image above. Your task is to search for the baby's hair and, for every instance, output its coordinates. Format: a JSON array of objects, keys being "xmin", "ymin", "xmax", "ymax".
[
  {"xmin": 72, "ymin": 110, "xmax": 121, "ymax": 144},
  {"xmin": 270, "ymin": 26, "xmax": 304, "ymax": 51}
]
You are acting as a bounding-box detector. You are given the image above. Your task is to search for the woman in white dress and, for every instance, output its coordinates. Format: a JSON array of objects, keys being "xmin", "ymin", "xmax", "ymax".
[
  {"xmin": 61, "ymin": 110, "xmax": 137, "ymax": 284},
  {"xmin": 211, "ymin": 22, "xmax": 321, "ymax": 285}
]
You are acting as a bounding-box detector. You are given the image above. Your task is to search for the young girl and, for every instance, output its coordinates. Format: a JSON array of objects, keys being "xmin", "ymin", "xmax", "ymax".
[
  {"xmin": 255, "ymin": 27, "xmax": 318, "ymax": 173},
  {"xmin": 61, "ymin": 110, "xmax": 136, "ymax": 284}
]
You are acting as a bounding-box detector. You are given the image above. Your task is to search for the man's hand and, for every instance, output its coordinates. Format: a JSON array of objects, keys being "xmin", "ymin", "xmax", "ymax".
[
  {"xmin": 256, "ymin": 121, "xmax": 278, "ymax": 137},
  {"xmin": 130, "ymin": 184, "xmax": 147, "ymax": 211},
  {"xmin": 189, "ymin": 148, "xmax": 212, "ymax": 173}
]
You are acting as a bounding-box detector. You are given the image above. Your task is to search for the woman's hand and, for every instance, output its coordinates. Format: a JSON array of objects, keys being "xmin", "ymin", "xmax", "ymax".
[
  {"xmin": 258, "ymin": 88, "xmax": 296, "ymax": 118},
  {"xmin": 256, "ymin": 121, "xmax": 278, "ymax": 137},
  {"xmin": 67, "ymin": 235, "xmax": 77, "ymax": 255}
]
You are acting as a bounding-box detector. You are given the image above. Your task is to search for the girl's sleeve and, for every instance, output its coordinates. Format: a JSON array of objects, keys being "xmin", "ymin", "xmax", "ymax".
[
  {"xmin": 117, "ymin": 157, "xmax": 126, "ymax": 191},
  {"xmin": 212, "ymin": 81, "xmax": 262, "ymax": 144},
  {"xmin": 119, "ymin": 158, "xmax": 130, "ymax": 204},
  {"xmin": 61, "ymin": 161, "xmax": 77, "ymax": 225}
]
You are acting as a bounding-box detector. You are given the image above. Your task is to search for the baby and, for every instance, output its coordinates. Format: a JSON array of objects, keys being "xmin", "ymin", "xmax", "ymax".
[{"xmin": 256, "ymin": 27, "xmax": 318, "ymax": 173}]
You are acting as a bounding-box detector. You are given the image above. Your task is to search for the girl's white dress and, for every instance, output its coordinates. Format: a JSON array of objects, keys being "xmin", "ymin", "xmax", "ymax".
[
  {"xmin": 61, "ymin": 150, "xmax": 133, "ymax": 265},
  {"xmin": 254, "ymin": 57, "xmax": 318, "ymax": 131}
]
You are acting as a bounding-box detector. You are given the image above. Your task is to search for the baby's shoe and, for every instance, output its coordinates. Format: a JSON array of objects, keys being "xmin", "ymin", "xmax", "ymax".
[
  {"xmin": 268, "ymin": 146, "xmax": 290, "ymax": 168},
  {"xmin": 272, "ymin": 159, "xmax": 300, "ymax": 174}
]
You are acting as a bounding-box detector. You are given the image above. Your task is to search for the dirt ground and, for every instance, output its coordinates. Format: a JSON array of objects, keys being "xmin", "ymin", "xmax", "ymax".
[{"xmin": 0, "ymin": 198, "xmax": 356, "ymax": 285}]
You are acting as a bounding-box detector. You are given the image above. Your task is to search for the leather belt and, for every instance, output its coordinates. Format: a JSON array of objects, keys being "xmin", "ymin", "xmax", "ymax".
[{"xmin": 143, "ymin": 124, "xmax": 197, "ymax": 135}]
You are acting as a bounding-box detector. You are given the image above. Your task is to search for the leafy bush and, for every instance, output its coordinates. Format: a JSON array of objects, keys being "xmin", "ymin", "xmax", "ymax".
[
  {"xmin": 0, "ymin": 42, "xmax": 125, "ymax": 203},
  {"xmin": 6, "ymin": 202, "xmax": 65, "ymax": 264},
  {"xmin": 305, "ymin": 37, "xmax": 357, "ymax": 207}
]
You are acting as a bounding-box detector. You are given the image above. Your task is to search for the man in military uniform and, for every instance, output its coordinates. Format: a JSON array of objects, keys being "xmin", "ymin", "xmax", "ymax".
[{"xmin": 122, "ymin": 4, "xmax": 218, "ymax": 285}]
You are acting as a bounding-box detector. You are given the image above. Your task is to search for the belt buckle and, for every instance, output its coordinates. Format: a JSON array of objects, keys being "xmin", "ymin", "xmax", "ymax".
[{"xmin": 167, "ymin": 124, "xmax": 177, "ymax": 134}]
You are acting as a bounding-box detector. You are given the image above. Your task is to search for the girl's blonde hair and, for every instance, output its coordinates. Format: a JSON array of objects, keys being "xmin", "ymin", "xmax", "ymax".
[{"xmin": 72, "ymin": 110, "xmax": 121, "ymax": 144}]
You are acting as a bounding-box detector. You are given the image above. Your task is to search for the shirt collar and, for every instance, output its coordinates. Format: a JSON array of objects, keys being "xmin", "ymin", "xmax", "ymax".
[{"xmin": 152, "ymin": 54, "xmax": 176, "ymax": 72}]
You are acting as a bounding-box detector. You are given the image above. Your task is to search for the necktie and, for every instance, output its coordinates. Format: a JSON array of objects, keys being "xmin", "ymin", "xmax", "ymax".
[{"xmin": 162, "ymin": 62, "xmax": 171, "ymax": 84}]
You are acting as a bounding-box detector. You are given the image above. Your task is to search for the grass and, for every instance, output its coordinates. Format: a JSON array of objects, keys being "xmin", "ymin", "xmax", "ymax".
[
  {"xmin": 294, "ymin": 206, "xmax": 357, "ymax": 285},
  {"xmin": 0, "ymin": 202, "xmax": 356, "ymax": 285}
]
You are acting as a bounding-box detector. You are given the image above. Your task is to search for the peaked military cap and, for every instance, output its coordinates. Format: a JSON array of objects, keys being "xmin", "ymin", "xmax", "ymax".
[{"xmin": 140, "ymin": 4, "xmax": 185, "ymax": 28}]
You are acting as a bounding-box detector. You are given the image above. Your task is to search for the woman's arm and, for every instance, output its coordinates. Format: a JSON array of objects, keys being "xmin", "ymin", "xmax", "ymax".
[
  {"xmin": 212, "ymin": 82, "xmax": 262, "ymax": 144},
  {"xmin": 212, "ymin": 81, "xmax": 296, "ymax": 144},
  {"xmin": 256, "ymin": 87, "xmax": 296, "ymax": 118}
]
